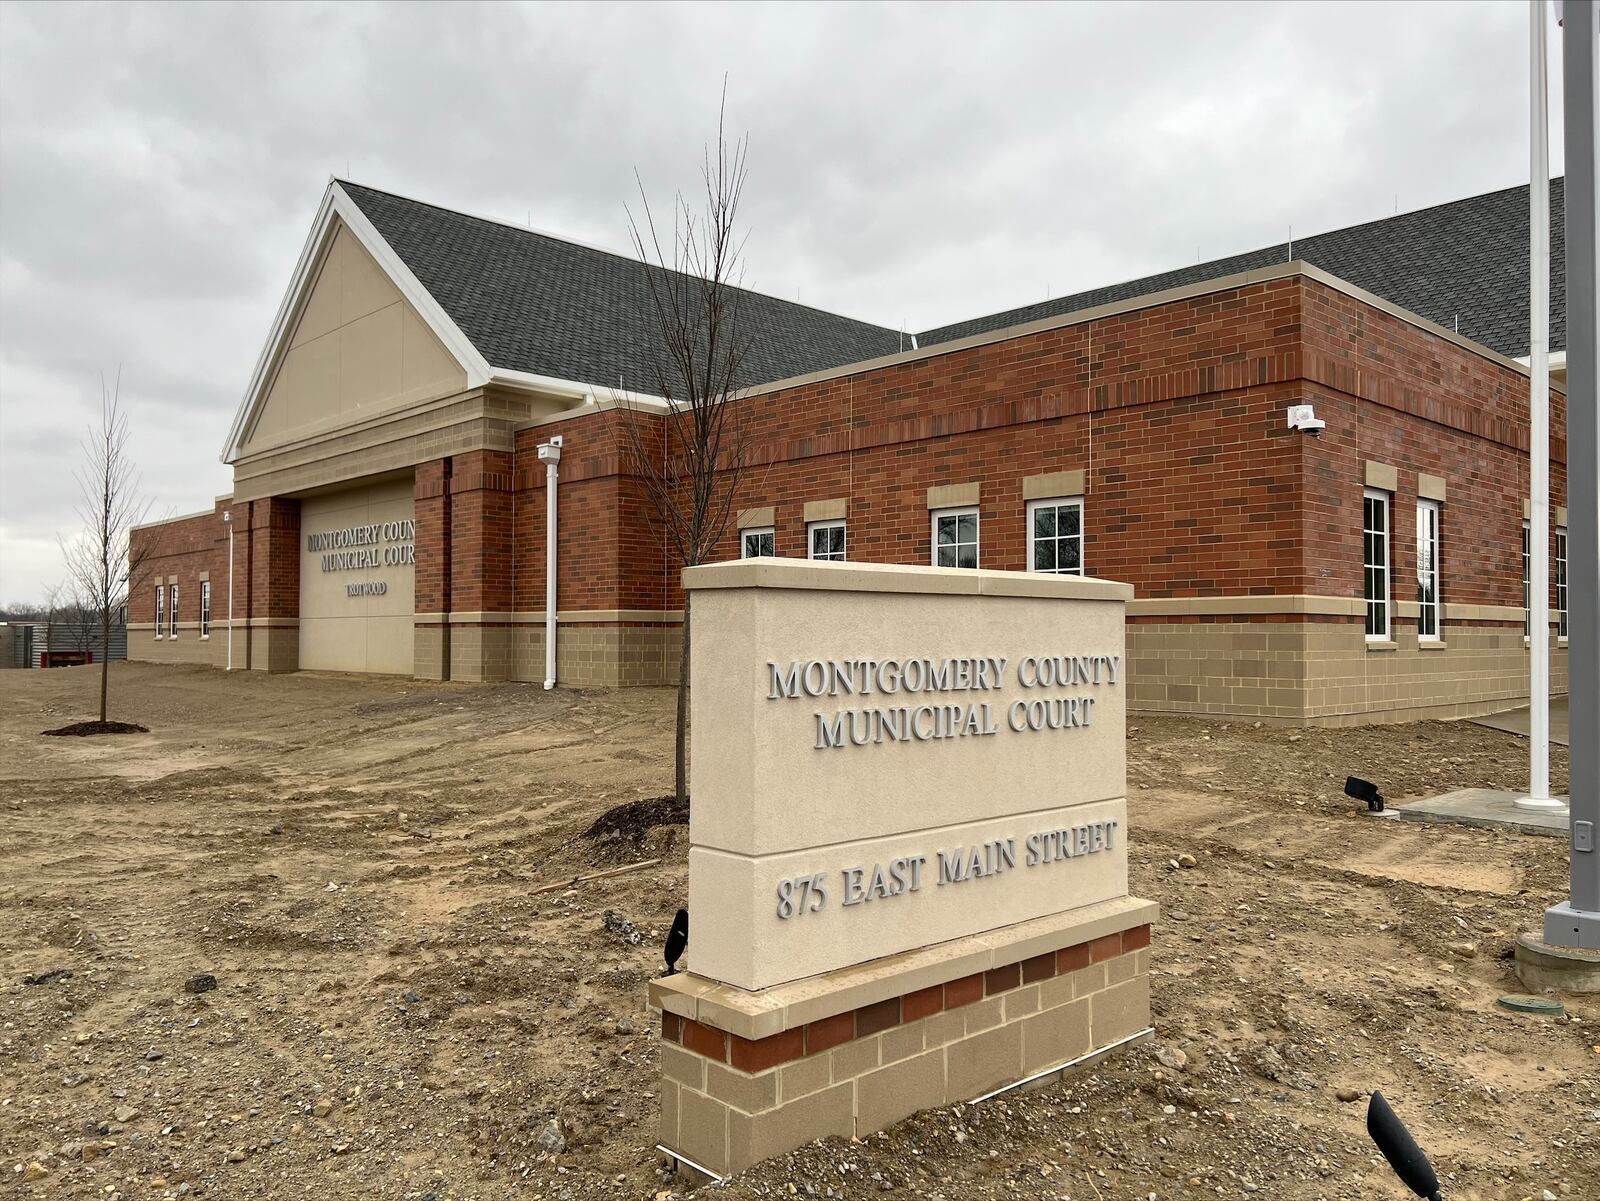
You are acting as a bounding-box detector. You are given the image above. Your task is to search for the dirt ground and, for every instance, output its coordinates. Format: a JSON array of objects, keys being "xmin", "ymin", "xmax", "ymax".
[{"xmin": 1, "ymin": 662, "xmax": 1595, "ymax": 1201}]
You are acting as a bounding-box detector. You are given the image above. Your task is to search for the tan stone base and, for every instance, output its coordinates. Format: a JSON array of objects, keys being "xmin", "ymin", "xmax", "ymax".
[
  {"xmin": 651, "ymin": 900, "xmax": 1155, "ymax": 1178},
  {"xmin": 247, "ymin": 621, "xmax": 300, "ymax": 673},
  {"xmin": 512, "ymin": 623, "xmax": 680, "ymax": 687},
  {"xmin": 127, "ymin": 624, "xmax": 227, "ymax": 668},
  {"xmin": 1128, "ymin": 619, "xmax": 1569, "ymax": 724},
  {"xmin": 413, "ymin": 623, "xmax": 447, "ymax": 680}
]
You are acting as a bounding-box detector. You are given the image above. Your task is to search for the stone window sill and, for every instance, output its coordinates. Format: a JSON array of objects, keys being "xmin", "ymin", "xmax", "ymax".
[
  {"xmin": 1418, "ymin": 640, "xmax": 1448, "ymax": 651},
  {"xmin": 1365, "ymin": 640, "xmax": 1398, "ymax": 652}
]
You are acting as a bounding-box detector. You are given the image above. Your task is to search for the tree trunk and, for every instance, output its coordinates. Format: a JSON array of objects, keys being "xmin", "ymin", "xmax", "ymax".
[
  {"xmin": 674, "ymin": 591, "xmax": 691, "ymax": 803},
  {"xmin": 98, "ymin": 610, "xmax": 110, "ymax": 722}
]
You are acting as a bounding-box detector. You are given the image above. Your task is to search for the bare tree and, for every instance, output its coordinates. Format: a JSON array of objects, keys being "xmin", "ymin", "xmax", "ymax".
[
  {"xmin": 60, "ymin": 373, "xmax": 154, "ymax": 722},
  {"xmin": 615, "ymin": 95, "xmax": 760, "ymax": 803}
]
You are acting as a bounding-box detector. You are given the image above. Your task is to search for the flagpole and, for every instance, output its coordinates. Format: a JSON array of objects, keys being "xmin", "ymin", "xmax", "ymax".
[
  {"xmin": 1521, "ymin": 0, "xmax": 1563, "ymax": 811},
  {"xmin": 1542, "ymin": 0, "xmax": 1600, "ymax": 949}
]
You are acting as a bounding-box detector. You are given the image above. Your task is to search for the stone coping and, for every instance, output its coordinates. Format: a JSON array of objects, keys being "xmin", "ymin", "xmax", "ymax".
[
  {"xmin": 682, "ymin": 558, "xmax": 1134, "ymax": 602},
  {"xmin": 651, "ymin": 895, "xmax": 1156, "ymax": 1041},
  {"xmin": 663, "ymin": 923, "xmax": 1151, "ymax": 1075},
  {"xmin": 1125, "ymin": 595, "xmax": 1526, "ymax": 622},
  {"xmin": 417, "ymin": 595, "xmax": 1530, "ymax": 624},
  {"xmin": 412, "ymin": 609, "xmax": 683, "ymax": 624}
]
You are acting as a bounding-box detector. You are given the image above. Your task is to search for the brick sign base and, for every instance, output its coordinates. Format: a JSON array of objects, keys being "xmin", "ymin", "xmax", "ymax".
[{"xmin": 651, "ymin": 899, "xmax": 1154, "ymax": 1179}]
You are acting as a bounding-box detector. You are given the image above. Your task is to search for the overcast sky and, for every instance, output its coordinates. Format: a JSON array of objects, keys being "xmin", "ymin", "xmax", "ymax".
[{"xmin": 0, "ymin": 0, "xmax": 1564, "ymax": 603}]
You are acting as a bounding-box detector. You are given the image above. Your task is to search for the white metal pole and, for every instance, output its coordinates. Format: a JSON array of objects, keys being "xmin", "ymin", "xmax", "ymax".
[{"xmin": 1521, "ymin": 0, "xmax": 1563, "ymax": 810}]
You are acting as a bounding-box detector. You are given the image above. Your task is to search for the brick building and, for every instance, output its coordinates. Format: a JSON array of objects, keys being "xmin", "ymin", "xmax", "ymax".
[{"xmin": 132, "ymin": 178, "xmax": 1572, "ymax": 723}]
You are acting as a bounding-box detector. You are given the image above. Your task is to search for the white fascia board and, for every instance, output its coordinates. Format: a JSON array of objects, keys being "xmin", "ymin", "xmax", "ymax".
[
  {"xmin": 220, "ymin": 180, "xmax": 493, "ymax": 464},
  {"xmin": 1517, "ymin": 349, "xmax": 1568, "ymax": 368},
  {"xmin": 487, "ymin": 367, "xmax": 673, "ymax": 411}
]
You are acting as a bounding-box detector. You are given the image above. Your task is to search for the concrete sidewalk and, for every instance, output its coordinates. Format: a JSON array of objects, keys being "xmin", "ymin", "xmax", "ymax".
[
  {"xmin": 1391, "ymin": 787, "xmax": 1570, "ymax": 836},
  {"xmin": 1471, "ymin": 696, "xmax": 1570, "ymax": 746}
]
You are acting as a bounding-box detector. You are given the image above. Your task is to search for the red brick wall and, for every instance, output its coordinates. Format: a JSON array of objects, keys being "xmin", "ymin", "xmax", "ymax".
[
  {"xmin": 518, "ymin": 279, "xmax": 1320, "ymax": 611},
  {"xmin": 1299, "ymin": 279, "xmax": 1567, "ymax": 615},
  {"xmin": 414, "ymin": 460, "xmax": 450, "ymax": 615},
  {"xmin": 129, "ymin": 501, "xmax": 229, "ymax": 625},
  {"xmin": 448, "ymin": 450, "xmax": 515, "ymax": 614},
  {"xmin": 245, "ymin": 498, "xmax": 301, "ymax": 617},
  {"xmin": 511, "ymin": 276, "xmax": 1555, "ymax": 622},
  {"xmin": 513, "ymin": 412, "xmax": 675, "ymax": 613}
]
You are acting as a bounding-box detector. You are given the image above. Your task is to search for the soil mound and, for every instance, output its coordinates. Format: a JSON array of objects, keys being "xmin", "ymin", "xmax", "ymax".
[
  {"xmin": 581, "ymin": 794, "xmax": 688, "ymax": 845},
  {"xmin": 42, "ymin": 720, "xmax": 149, "ymax": 737}
]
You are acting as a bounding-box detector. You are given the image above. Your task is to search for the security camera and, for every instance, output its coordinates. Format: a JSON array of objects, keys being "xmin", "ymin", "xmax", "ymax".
[{"xmin": 1287, "ymin": 404, "xmax": 1326, "ymax": 435}]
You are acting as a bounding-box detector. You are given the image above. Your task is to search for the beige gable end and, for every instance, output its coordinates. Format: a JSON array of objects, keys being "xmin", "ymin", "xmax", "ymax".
[{"xmin": 240, "ymin": 221, "xmax": 468, "ymax": 456}]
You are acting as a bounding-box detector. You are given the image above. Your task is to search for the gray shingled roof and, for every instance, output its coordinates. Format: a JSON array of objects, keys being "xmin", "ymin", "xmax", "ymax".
[
  {"xmin": 918, "ymin": 179, "xmax": 1566, "ymax": 359},
  {"xmin": 339, "ymin": 181, "xmax": 908, "ymax": 394}
]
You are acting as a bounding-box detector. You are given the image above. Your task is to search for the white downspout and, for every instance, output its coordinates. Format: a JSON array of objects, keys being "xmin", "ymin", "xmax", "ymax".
[
  {"xmin": 537, "ymin": 436, "xmax": 564, "ymax": 689},
  {"xmin": 224, "ymin": 509, "xmax": 234, "ymax": 672}
]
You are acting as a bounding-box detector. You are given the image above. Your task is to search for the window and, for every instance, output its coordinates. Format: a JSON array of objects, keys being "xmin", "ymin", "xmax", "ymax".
[
  {"xmin": 1557, "ymin": 526, "xmax": 1569, "ymax": 639},
  {"xmin": 1523, "ymin": 520, "xmax": 1532, "ymax": 637},
  {"xmin": 1027, "ymin": 497, "xmax": 1085, "ymax": 575},
  {"xmin": 1416, "ymin": 499, "xmax": 1441, "ymax": 641},
  {"xmin": 808, "ymin": 520, "xmax": 846, "ymax": 562},
  {"xmin": 154, "ymin": 585, "xmax": 164, "ymax": 639},
  {"xmin": 932, "ymin": 507, "xmax": 979, "ymax": 569},
  {"xmin": 200, "ymin": 581, "xmax": 212, "ymax": 639},
  {"xmin": 1363, "ymin": 489, "xmax": 1390, "ymax": 640},
  {"xmin": 168, "ymin": 584, "xmax": 179, "ymax": 639},
  {"xmin": 741, "ymin": 527, "xmax": 775, "ymax": 558}
]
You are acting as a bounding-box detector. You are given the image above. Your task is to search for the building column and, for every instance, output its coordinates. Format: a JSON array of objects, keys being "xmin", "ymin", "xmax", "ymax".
[
  {"xmin": 446, "ymin": 450, "xmax": 516, "ymax": 682},
  {"xmin": 240, "ymin": 497, "xmax": 301, "ymax": 672},
  {"xmin": 413, "ymin": 461, "xmax": 451, "ymax": 681}
]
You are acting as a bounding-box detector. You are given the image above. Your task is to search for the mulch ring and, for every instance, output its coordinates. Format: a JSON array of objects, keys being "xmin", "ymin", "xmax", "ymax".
[
  {"xmin": 42, "ymin": 720, "xmax": 150, "ymax": 737},
  {"xmin": 582, "ymin": 795, "xmax": 689, "ymax": 846}
]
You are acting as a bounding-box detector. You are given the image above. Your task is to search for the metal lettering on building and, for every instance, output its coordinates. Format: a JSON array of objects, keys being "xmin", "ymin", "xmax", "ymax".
[{"xmin": 305, "ymin": 521, "xmax": 417, "ymax": 574}]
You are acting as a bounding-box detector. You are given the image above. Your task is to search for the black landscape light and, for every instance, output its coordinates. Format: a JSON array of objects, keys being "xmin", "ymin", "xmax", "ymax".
[
  {"xmin": 663, "ymin": 908, "xmax": 689, "ymax": 976},
  {"xmin": 1345, "ymin": 775, "xmax": 1385, "ymax": 813},
  {"xmin": 1366, "ymin": 1091, "xmax": 1442, "ymax": 1200}
]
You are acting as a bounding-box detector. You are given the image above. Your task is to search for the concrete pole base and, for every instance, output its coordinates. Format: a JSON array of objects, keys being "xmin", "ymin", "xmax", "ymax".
[
  {"xmin": 1513, "ymin": 931, "xmax": 1600, "ymax": 993},
  {"xmin": 1512, "ymin": 795, "xmax": 1570, "ymax": 812}
]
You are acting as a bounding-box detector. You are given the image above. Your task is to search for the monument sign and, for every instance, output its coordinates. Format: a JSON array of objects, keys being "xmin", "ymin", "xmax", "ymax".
[{"xmin": 652, "ymin": 559, "xmax": 1155, "ymax": 1179}]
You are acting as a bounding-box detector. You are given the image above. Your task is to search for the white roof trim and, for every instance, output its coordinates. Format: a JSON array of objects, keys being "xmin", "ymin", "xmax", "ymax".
[{"xmin": 220, "ymin": 180, "xmax": 493, "ymax": 464}]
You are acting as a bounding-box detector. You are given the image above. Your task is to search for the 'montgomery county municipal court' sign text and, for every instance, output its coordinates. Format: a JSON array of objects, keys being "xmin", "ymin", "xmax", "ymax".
[{"xmin": 767, "ymin": 654, "xmax": 1121, "ymax": 749}]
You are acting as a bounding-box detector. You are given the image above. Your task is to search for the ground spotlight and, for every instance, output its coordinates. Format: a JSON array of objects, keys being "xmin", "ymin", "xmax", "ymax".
[
  {"xmin": 1366, "ymin": 1091, "xmax": 1442, "ymax": 1200},
  {"xmin": 1345, "ymin": 776, "xmax": 1385, "ymax": 813},
  {"xmin": 663, "ymin": 908, "xmax": 688, "ymax": 977}
]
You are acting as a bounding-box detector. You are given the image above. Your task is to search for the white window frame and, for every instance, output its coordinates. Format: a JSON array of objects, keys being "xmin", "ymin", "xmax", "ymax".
[
  {"xmin": 168, "ymin": 584, "xmax": 179, "ymax": 639},
  {"xmin": 931, "ymin": 506, "xmax": 980, "ymax": 569},
  {"xmin": 1026, "ymin": 496, "xmax": 1086, "ymax": 576},
  {"xmin": 154, "ymin": 584, "xmax": 164, "ymax": 640},
  {"xmin": 1363, "ymin": 488, "xmax": 1391, "ymax": 641},
  {"xmin": 741, "ymin": 526, "xmax": 775, "ymax": 558},
  {"xmin": 1415, "ymin": 498, "xmax": 1441, "ymax": 642},
  {"xmin": 807, "ymin": 519, "xmax": 846, "ymax": 562},
  {"xmin": 1557, "ymin": 525, "xmax": 1568, "ymax": 640},
  {"xmin": 200, "ymin": 580, "xmax": 212, "ymax": 639}
]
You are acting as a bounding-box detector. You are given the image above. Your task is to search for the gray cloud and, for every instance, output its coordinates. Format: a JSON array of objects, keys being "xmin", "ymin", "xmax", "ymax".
[{"xmin": 0, "ymin": 0, "xmax": 1559, "ymax": 601}]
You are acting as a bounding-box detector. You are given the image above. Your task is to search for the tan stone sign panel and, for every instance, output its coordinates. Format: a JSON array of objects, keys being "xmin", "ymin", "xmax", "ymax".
[
  {"xmin": 685, "ymin": 560, "xmax": 1131, "ymax": 991},
  {"xmin": 298, "ymin": 475, "xmax": 417, "ymax": 675}
]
